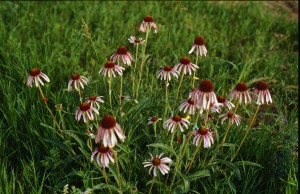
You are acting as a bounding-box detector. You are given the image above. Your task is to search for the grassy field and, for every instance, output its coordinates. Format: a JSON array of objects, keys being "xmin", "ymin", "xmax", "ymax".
[{"xmin": 0, "ymin": 1, "xmax": 298, "ymax": 194}]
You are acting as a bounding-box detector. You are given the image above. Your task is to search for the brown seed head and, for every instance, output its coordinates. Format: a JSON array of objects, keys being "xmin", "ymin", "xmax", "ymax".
[
  {"xmin": 144, "ymin": 15, "xmax": 154, "ymax": 22},
  {"xmin": 256, "ymin": 81, "xmax": 269, "ymax": 91},
  {"xmin": 198, "ymin": 126, "xmax": 208, "ymax": 135},
  {"xmin": 116, "ymin": 46, "xmax": 128, "ymax": 55},
  {"xmin": 187, "ymin": 98, "xmax": 194, "ymax": 105},
  {"xmin": 180, "ymin": 57, "xmax": 191, "ymax": 65},
  {"xmin": 134, "ymin": 39, "xmax": 141, "ymax": 44},
  {"xmin": 151, "ymin": 116, "xmax": 158, "ymax": 122},
  {"xmin": 199, "ymin": 80, "xmax": 214, "ymax": 92},
  {"xmin": 152, "ymin": 157, "xmax": 161, "ymax": 166},
  {"xmin": 30, "ymin": 68, "xmax": 41, "ymax": 76},
  {"xmin": 172, "ymin": 114, "xmax": 182, "ymax": 122},
  {"xmin": 227, "ymin": 111, "xmax": 234, "ymax": 118},
  {"xmin": 80, "ymin": 102, "xmax": 90, "ymax": 111},
  {"xmin": 194, "ymin": 36, "xmax": 205, "ymax": 45},
  {"xmin": 235, "ymin": 82, "xmax": 248, "ymax": 92},
  {"xmin": 104, "ymin": 61, "xmax": 115, "ymax": 68},
  {"xmin": 101, "ymin": 115, "xmax": 117, "ymax": 129},
  {"xmin": 217, "ymin": 96, "xmax": 226, "ymax": 103},
  {"xmin": 71, "ymin": 73, "xmax": 80, "ymax": 80},
  {"xmin": 164, "ymin": 65, "xmax": 173, "ymax": 71},
  {"xmin": 98, "ymin": 144, "xmax": 110, "ymax": 153},
  {"xmin": 89, "ymin": 96, "xmax": 97, "ymax": 101}
]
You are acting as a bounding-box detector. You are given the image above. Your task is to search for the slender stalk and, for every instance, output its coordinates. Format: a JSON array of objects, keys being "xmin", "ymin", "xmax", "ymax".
[
  {"xmin": 163, "ymin": 79, "xmax": 169, "ymax": 120},
  {"xmin": 132, "ymin": 44, "xmax": 139, "ymax": 97},
  {"xmin": 148, "ymin": 176, "xmax": 155, "ymax": 194},
  {"xmin": 220, "ymin": 103, "xmax": 240, "ymax": 146},
  {"xmin": 201, "ymin": 149, "xmax": 209, "ymax": 168},
  {"xmin": 108, "ymin": 75, "xmax": 113, "ymax": 114},
  {"xmin": 112, "ymin": 149, "xmax": 123, "ymax": 194},
  {"xmin": 173, "ymin": 71, "xmax": 185, "ymax": 110},
  {"xmin": 170, "ymin": 128, "xmax": 176, "ymax": 147},
  {"xmin": 77, "ymin": 82, "xmax": 83, "ymax": 103},
  {"xmin": 38, "ymin": 85, "xmax": 64, "ymax": 139},
  {"xmin": 86, "ymin": 119, "xmax": 92, "ymax": 152},
  {"xmin": 184, "ymin": 108, "xmax": 209, "ymax": 173},
  {"xmin": 168, "ymin": 131, "xmax": 193, "ymax": 194},
  {"xmin": 231, "ymin": 105, "xmax": 260, "ymax": 162},
  {"xmin": 184, "ymin": 138, "xmax": 202, "ymax": 174},
  {"xmin": 136, "ymin": 26, "xmax": 150, "ymax": 98},
  {"xmin": 192, "ymin": 54, "xmax": 199, "ymax": 88},
  {"xmin": 102, "ymin": 167, "xmax": 113, "ymax": 194},
  {"xmin": 153, "ymin": 122, "xmax": 157, "ymax": 137},
  {"xmin": 169, "ymin": 108, "xmax": 201, "ymax": 193}
]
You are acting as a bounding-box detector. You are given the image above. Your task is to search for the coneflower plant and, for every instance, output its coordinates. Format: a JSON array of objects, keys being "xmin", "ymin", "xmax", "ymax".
[{"xmin": 188, "ymin": 36, "xmax": 207, "ymax": 88}]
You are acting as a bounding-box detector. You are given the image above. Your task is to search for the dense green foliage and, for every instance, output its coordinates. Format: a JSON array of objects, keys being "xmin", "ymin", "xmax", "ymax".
[{"xmin": 0, "ymin": 1, "xmax": 298, "ymax": 194}]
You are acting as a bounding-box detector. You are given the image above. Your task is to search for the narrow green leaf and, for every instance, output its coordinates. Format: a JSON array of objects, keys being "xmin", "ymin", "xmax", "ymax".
[
  {"xmin": 186, "ymin": 170, "xmax": 210, "ymax": 181},
  {"xmin": 234, "ymin": 161, "xmax": 263, "ymax": 168},
  {"xmin": 214, "ymin": 159, "xmax": 241, "ymax": 180},
  {"xmin": 147, "ymin": 143, "xmax": 178, "ymax": 158}
]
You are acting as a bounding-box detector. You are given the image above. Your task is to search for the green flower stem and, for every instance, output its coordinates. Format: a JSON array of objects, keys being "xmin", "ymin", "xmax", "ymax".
[
  {"xmin": 183, "ymin": 108, "xmax": 209, "ymax": 173},
  {"xmin": 220, "ymin": 103, "xmax": 240, "ymax": 147},
  {"xmin": 102, "ymin": 167, "xmax": 113, "ymax": 194},
  {"xmin": 108, "ymin": 75, "xmax": 113, "ymax": 114},
  {"xmin": 184, "ymin": 138, "xmax": 203, "ymax": 174},
  {"xmin": 192, "ymin": 54, "xmax": 199, "ymax": 89},
  {"xmin": 77, "ymin": 82, "xmax": 83, "ymax": 102},
  {"xmin": 86, "ymin": 119, "xmax": 92, "ymax": 152},
  {"xmin": 231, "ymin": 105, "xmax": 260, "ymax": 162},
  {"xmin": 148, "ymin": 176, "xmax": 155, "ymax": 194},
  {"xmin": 136, "ymin": 26, "xmax": 150, "ymax": 98},
  {"xmin": 170, "ymin": 127, "xmax": 176, "ymax": 148},
  {"xmin": 168, "ymin": 131, "xmax": 193, "ymax": 194},
  {"xmin": 173, "ymin": 71, "xmax": 185, "ymax": 110},
  {"xmin": 38, "ymin": 85, "xmax": 64, "ymax": 139},
  {"xmin": 153, "ymin": 122, "xmax": 157, "ymax": 137},
  {"xmin": 163, "ymin": 79, "xmax": 169, "ymax": 121},
  {"xmin": 132, "ymin": 44, "xmax": 139, "ymax": 97},
  {"xmin": 112, "ymin": 149, "xmax": 123, "ymax": 194},
  {"xmin": 169, "ymin": 108, "xmax": 201, "ymax": 193}
]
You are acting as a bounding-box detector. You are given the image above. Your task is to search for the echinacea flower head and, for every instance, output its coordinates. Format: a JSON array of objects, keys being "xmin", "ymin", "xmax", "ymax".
[
  {"xmin": 139, "ymin": 15, "xmax": 158, "ymax": 33},
  {"xmin": 99, "ymin": 60, "xmax": 124, "ymax": 77},
  {"xmin": 91, "ymin": 144, "xmax": 114, "ymax": 168},
  {"xmin": 95, "ymin": 115, "xmax": 125, "ymax": 147},
  {"xmin": 219, "ymin": 111, "xmax": 242, "ymax": 126},
  {"xmin": 253, "ymin": 81, "xmax": 272, "ymax": 104},
  {"xmin": 229, "ymin": 82, "xmax": 252, "ymax": 105},
  {"xmin": 209, "ymin": 102, "xmax": 221, "ymax": 113},
  {"xmin": 179, "ymin": 98, "xmax": 200, "ymax": 115},
  {"xmin": 189, "ymin": 79, "xmax": 218, "ymax": 110},
  {"xmin": 164, "ymin": 114, "xmax": 190, "ymax": 133},
  {"xmin": 85, "ymin": 95, "xmax": 104, "ymax": 109},
  {"xmin": 193, "ymin": 126, "xmax": 214, "ymax": 148},
  {"xmin": 188, "ymin": 36, "xmax": 207, "ymax": 56},
  {"xmin": 75, "ymin": 102, "xmax": 99, "ymax": 123},
  {"xmin": 217, "ymin": 96, "xmax": 235, "ymax": 110},
  {"xmin": 173, "ymin": 56, "xmax": 199, "ymax": 75},
  {"xmin": 148, "ymin": 116, "xmax": 162, "ymax": 124},
  {"xmin": 128, "ymin": 36, "xmax": 145, "ymax": 45},
  {"xmin": 158, "ymin": 65, "xmax": 178, "ymax": 81},
  {"xmin": 27, "ymin": 68, "xmax": 50, "ymax": 87},
  {"xmin": 110, "ymin": 46, "xmax": 133, "ymax": 66},
  {"xmin": 119, "ymin": 95, "xmax": 131, "ymax": 102},
  {"xmin": 67, "ymin": 73, "xmax": 89, "ymax": 92},
  {"xmin": 142, "ymin": 153, "xmax": 172, "ymax": 176}
]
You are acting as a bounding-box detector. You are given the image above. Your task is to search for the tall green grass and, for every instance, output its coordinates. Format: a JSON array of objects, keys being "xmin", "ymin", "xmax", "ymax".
[{"xmin": 0, "ymin": 1, "xmax": 298, "ymax": 193}]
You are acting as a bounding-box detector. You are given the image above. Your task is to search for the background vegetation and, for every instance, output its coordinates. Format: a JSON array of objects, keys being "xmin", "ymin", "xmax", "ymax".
[{"xmin": 0, "ymin": 1, "xmax": 298, "ymax": 193}]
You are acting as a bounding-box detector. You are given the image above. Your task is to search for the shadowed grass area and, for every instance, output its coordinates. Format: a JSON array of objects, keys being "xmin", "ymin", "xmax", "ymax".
[{"xmin": 0, "ymin": 1, "xmax": 298, "ymax": 193}]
